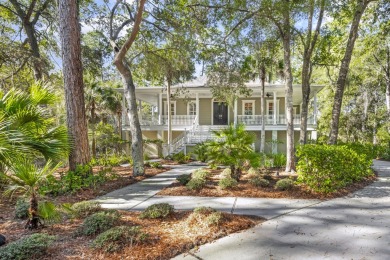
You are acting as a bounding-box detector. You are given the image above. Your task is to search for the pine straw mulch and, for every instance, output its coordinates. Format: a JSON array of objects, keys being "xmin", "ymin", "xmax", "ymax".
[
  {"xmin": 0, "ymin": 210, "xmax": 264, "ymax": 260},
  {"xmin": 157, "ymin": 168, "xmax": 378, "ymax": 200}
]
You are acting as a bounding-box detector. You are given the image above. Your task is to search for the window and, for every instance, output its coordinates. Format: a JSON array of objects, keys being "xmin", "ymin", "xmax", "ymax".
[
  {"xmin": 266, "ymin": 100, "xmax": 279, "ymax": 116},
  {"xmin": 242, "ymin": 101, "xmax": 255, "ymax": 115},
  {"xmin": 187, "ymin": 101, "xmax": 196, "ymax": 115},
  {"xmin": 163, "ymin": 101, "xmax": 176, "ymax": 116}
]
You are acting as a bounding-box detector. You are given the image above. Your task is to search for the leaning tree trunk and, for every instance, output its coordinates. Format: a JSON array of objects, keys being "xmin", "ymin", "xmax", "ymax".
[
  {"xmin": 282, "ymin": 3, "xmax": 295, "ymax": 173},
  {"xmin": 58, "ymin": 0, "xmax": 91, "ymax": 170},
  {"xmin": 91, "ymin": 99, "xmax": 97, "ymax": 158},
  {"xmin": 114, "ymin": 61, "xmax": 144, "ymax": 176},
  {"xmin": 328, "ymin": 0, "xmax": 369, "ymax": 144},
  {"xmin": 300, "ymin": 61, "xmax": 311, "ymax": 145}
]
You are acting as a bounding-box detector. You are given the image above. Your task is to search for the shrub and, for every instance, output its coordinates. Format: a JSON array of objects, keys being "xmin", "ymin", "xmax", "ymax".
[
  {"xmin": 297, "ymin": 144, "xmax": 373, "ymax": 193},
  {"xmin": 193, "ymin": 142, "xmax": 208, "ymax": 162},
  {"xmin": 193, "ymin": 207, "xmax": 216, "ymax": 214},
  {"xmin": 0, "ymin": 233, "xmax": 55, "ymax": 260},
  {"xmin": 220, "ymin": 168, "xmax": 232, "ymax": 178},
  {"xmin": 149, "ymin": 162, "xmax": 163, "ymax": 169},
  {"xmin": 172, "ymin": 152, "xmax": 191, "ymax": 164},
  {"xmin": 270, "ymin": 154, "xmax": 287, "ymax": 168},
  {"xmin": 192, "ymin": 169, "xmax": 210, "ymax": 180},
  {"xmin": 248, "ymin": 176, "xmax": 270, "ymax": 187},
  {"xmin": 139, "ymin": 203, "xmax": 174, "ymax": 219},
  {"xmin": 15, "ymin": 199, "xmax": 29, "ymax": 219},
  {"xmin": 275, "ymin": 178, "xmax": 294, "ymax": 191},
  {"xmin": 92, "ymin": 226, "xmax": 148, "ymax": 252},
  {"xmin": 176, "ymin": 174, "xmax": 191, "ymax": 185},
  {"xmin": 206, "ymin": 212, "xmax": 223, "ymax": 226},
  {"xmin": 247, "ymin": 167, "xmax": 259, "ymax": 176},
  {"xmin": 186, "ymin": 177, "xmax": 206, "ymax": 190},
  {"xmin": 79, "ymin": 210, "xmax": 120, "ymax": 236},
  {"xmin": 342, "ymin": 142, "xmax": 383, "ymax": 159},
  {"xmin": 70, "ymin": 201, "xmax": 102, "ymax": 218},
  {"xmin": 218, "ymin": 177, "xmax": 238, "ymax": 190}
]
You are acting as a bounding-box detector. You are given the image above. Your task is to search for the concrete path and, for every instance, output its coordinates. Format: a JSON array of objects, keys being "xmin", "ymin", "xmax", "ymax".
[{"xmin": 173, "ymin": 160, "xmax": 390, "ymax": 260}]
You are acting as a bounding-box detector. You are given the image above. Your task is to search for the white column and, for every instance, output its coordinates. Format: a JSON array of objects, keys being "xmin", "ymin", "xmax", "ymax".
[
  {"xmin": 196, "ymin": 93, "xmax": 199, "ymax": 125},
  {"xmin": 158, "ymin": 93, "xmax": 162, "ymax": 125},
  {"xmin": 273, "ymin": 92, "xmax": 277, "ymax": 125},
  {"xmin": 272, "ymin": 130, "xmax": 277, "ymax": 154},
  {"xmin": 313, "ymin": 92, "xmax": 318, "ymax": 124},
  {"xmin": 234, "ymin": 99, "xmax": 238, "ymax": 126}
]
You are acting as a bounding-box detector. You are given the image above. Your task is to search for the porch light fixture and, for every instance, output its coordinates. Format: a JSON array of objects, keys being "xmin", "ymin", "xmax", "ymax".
[{"xmin": 266, "ymin": 92, "xmax": 272, "ymax": 98}]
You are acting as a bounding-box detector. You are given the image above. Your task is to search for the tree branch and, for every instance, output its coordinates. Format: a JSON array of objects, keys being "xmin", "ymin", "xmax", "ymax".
[
  {"xmin": 0, "ymin": 3, "xmax": 18, "ymax": 16},
  {"xmin": 25, "ymin": 0, "xmax": 37, "ymax": 22},
  {"xmin": 224, "ymin": 9, "xmax": 260, "ymax": 41},
  {"xmin": 114, "ymin": 0, "xmax": 146, "ymax": 63},
  {"xmin": 31, "ymin": 0, "xmax": 52, "ymax": 25}
]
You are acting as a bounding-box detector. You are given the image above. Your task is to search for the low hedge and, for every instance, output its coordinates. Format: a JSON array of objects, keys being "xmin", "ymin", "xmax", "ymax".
[{"xmin": 296, "ymin": 144, "xmax": 373, "ymax": 193}]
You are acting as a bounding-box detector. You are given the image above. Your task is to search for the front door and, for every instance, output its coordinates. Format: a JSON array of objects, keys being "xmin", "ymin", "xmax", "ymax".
[{"xmin": 213, "ymin": 102, "xmax": 228, "ymax": 125}]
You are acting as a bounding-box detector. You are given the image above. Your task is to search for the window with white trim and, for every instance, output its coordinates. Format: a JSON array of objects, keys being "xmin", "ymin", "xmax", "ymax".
[
  {"xmin": 163, "ymin": 101, "xmax": 176, "ymax": 116},
  {"xmin": 187, "ymin": 101, "xmax": 196, "ymax": 115},
  {"xmin": 242, "ymin": 100, "xmax": 255, "ymax": 115},
  {"xmin": 266, "ymin": 100, "xmax": 279, "ymax": 116}
]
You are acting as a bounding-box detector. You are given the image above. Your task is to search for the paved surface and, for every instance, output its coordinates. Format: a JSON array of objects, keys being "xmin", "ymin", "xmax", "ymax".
[
  {"xmin": 96, "ymin": 160, "xmax": 390, "ymax": 260},
  {"xmin": 173, "ymin": 160, "xmax": 390, "ymax": 260}
]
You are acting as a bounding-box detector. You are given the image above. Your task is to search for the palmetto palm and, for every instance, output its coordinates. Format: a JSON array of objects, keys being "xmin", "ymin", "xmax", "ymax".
[
  {"xmin": 206, "ymin": 124, "xmax": 259, "ymax": 180},
  {"xmin": 3, "ymin": 159, "xmax": 60, "ymax": 229},
  {"xmin": 0, "ymin": 82, "xmax": 69, "ymax": 168}
]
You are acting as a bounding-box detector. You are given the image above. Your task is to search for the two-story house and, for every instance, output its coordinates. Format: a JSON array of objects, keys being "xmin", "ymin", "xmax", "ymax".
[{"xmin": 119, "ymin": 76, "xmax": 323, "ymax": 157}]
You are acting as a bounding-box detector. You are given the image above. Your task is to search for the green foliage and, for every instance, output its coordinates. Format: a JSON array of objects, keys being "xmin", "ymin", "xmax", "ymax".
[
  {"xmin": 341, "ymin": 142, "xmax": 383, "ymax": 159},
  {"xmin": 78, "ymin": 211, "xmax": 121, "ymax": 236},
  {"xmin": 193, "ymin": 207, "xmax": 216, "ymax": 214},
  {"xmin": 218, "ymin": 177, "xmax": 238, "ymax": 190},
  {"xmin": 247, "ymin": 167, "xmax": 259, "ymax": 176},
  {"xmin": 0, "ymin": 233, "xmax": 55, "ymax": 260},
  {"xmin": 275, "ymin": 179, "xmax": 294, "ymax": 191},
  {"xmin": 267, "ymin": 153, "xmax": 287, "ymax": 168},
  {"xmin": 15, "ymin": 199, "xmax": 29, "ymax": 219},
  {"xmin": 176, "ymin": 174, "xmax": 191, "ymax": 185},
  {"xmin": 139, "ymin": 203, "xmax": 174, "ymax": 219},
  {"xmin": 193, "ymin": 142, "xmax": 208, "ymax": 162},
  {"xmin": 206, "ymin": 212, "xmax": 223, "ymax": 226},
  {"xmin": 204, "ymin": 124, "xmax": 259, "ymax": 180},
  {"xmin": 171, "ymin": 152, "xmax": 191, "ymax": 164},
  {"xmin": 91, "ymin": 154, "xmax": 129, "ymax": 167},
  {"xmin": 94, "ymin": 122, "xmax": 124, "ymax": 156},
  {"xmin": 186, "ymin": 177, "xmax": 206, "ymax": 190},
  {"xmin": 42, "ymin": 167, "xmax": 114, "ymax": 195},
  {"xmin": 149, "ymin": 162, "xmax": 163, "ymax": 169},
  {"xmin": 248, "ymin": 176, "xmax": 270, "ymax": 187},
  {"xmin": 192, "ymin": 169, "xmax": 210, "ymax": 179},
  {"xmin": 92, "ymin": 226, "xmax": 148, "ymax": 253},
  {"xmin": 297, "ymin": 144, "xmax": 373, "ymax": 193},
  {"xmin": 69, "ymin": 201, "xmax": 102, "ymax": 218}
]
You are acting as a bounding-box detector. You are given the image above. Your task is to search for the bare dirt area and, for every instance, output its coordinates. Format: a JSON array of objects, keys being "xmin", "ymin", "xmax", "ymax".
[{"xmin": 158, "ymin": 168, "xmax": 377, "ymax": 200}]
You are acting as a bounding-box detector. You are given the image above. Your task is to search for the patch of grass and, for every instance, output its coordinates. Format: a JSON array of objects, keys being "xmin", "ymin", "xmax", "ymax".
[
  {"xmin": 0, "ymin": 233, "xmax": 55, "ymax": 260},
  {"xmin": 275, "ymin": 178, "xmax": 294, "ymax": 191},
  {"xmin": 193, "ymin": 207, "xmax": 216, "ymax": 214},
  {"xmin": 192, "ymin": 169, "xmax": 209, "ymax": 180},
  {"xmin": 78, "ymin": 210, "xmax": 121, "ymax": 236},
  {"xmin": 247, "ymin": 167, "xmax": 259, "ymax": 176},
  {"xmin": 92, "ymin": 226, "xmax": 148, "ymax": 252},
  {"xmin": 176, "ymin": 174, "xmax": 191, "ymax": 185},
  {"xmin": 139, "ymin": 203, "xmax": 174, "ymax": 219},
  {"xmin": 220, "ymin": 168, "xmax": 231, "ymax": 178},
  {"xmin": 149, "ymin": 162, "xmax": 163, "ymax": 169},
  {"xmin": 218, "ymin": 177, "xmax": 238, "ymax": 190}
]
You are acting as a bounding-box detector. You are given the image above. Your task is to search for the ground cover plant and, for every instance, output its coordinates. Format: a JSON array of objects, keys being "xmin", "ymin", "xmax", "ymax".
[{"xmin": 0, "ymin": 201, "xmax": 263, "ymax": 260}]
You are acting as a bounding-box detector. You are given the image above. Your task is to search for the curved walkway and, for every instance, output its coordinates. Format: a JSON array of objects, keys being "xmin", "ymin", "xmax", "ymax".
[{"xmin": 96, "ymin": 160, "xmax": 390, "ymax": 259}]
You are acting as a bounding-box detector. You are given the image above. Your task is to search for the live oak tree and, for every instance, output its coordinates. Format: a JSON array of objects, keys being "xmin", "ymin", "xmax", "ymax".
[{"xmin": 58, "ymin": 0, "xmax": 91, "ymax": 170}]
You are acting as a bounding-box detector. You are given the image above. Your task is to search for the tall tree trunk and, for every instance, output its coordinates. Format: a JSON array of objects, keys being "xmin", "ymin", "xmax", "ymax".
[
  {"xmin": 23, "ymin": 22, "xmax": 42, "ymax": 80},
  {"xmin": 260, "ymin": 65, "xmax": 266, "ymax": 153},
  {"xmin": 58, "ymin": 0, "xmax": 91, "ymax": 170},
  {"xmin": 91, "ymin": 99, "xmax": 96, "ymax": 158},
  {"xmin": 282, "ymin": 2, "xmax": 295, "ymax": 172},
  {"xmin": 27, "ymin": 192, "xmax": 39, "ymax": 229},
  {"xmin": 115, "ymin": 64, "xmax": 144, "ymax": 176},
  {"xmin": 328, "ymin": 0, "xmax": 369, "ymax": 144},
  {"xmin": 299, "ymin": 0, "xmax": 325, "ymax": 144},
  {"xmin": 167, "ymin": 75, "xmax": 172, "ymax": 155}
]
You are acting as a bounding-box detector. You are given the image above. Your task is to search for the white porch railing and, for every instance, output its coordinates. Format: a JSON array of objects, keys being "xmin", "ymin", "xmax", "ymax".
[
  {"xmin": 136, "ymin": 115, "xmax": 196, "ymax": 126},
  {"xmin": 237, "ymin": 114, "xmax": 316, "ymax": 125}
]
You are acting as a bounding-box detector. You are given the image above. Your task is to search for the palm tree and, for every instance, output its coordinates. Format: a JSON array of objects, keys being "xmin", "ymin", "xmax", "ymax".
[
  {"xmin": 2, "ymin": 159, "xmax": 60, "ymax": 229},
  {"xmin": 0, "ymin": 83, "xmax": 69, "ymax": 168},
  {"xmin": 206, "ymin": 124, "xmax": 259, "ymax": 181}
]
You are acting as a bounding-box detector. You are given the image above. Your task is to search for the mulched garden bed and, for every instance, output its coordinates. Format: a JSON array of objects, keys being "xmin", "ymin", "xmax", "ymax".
[{"xmin": 158, "ymin": 168, "xmax": 377, "ymax": 200}]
